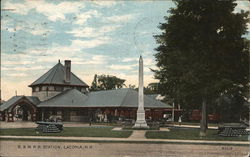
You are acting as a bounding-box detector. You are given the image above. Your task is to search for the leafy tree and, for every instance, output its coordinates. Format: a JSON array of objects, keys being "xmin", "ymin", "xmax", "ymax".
[
  {"xmin": 215, "ymin": 89, "xmax": 247, "ymax": 123},
  {"xmin": 127, "ymin": 83, "xmax": 160, "ymax": 94},
  {"xmin": 90, "ymin": 74, "xmax": 126, "ymax": 91},
  {"xmin": 154, "ymin": 0, "xmax": 249, "ymax": 136},
  {"xmin": 144, "ymin": 83, "xmax": 159, "ymax": 94},
  {"xmin": 90, "ymin": 74, "xmax": 99, "ymax": 91},
  {"xmin": 128, "ymin": 84, "xmax": 136, "ymax": 89}
]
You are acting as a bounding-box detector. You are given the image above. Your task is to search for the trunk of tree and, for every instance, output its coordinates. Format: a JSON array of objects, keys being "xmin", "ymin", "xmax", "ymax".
[{"xmin": 200, "ymin": 98, "xmax": 207, "ymax": 137}]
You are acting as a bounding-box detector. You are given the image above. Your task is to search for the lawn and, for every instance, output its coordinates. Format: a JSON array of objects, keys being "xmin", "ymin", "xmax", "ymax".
[
  {"xmin": 0, "ymin": 127, "xmax": 132, "ymax": 138},
  {"xmin": 146, "ymin": 128, "xmax": 248, "ymax": 141}
]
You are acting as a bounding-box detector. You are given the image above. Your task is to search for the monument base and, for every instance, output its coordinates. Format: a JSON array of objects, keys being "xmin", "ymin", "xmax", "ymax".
[
  {"xmin": 133, "ymin": 111, "xmax": 149, "ymax": 129},
  {"xmin": 133, "ymin": 121, "xmax": 149, "ymax": 129}
]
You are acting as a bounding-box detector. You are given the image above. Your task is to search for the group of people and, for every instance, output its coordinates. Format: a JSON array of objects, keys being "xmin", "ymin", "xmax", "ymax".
[{"xmin": 89, "ymin": 113, "xmax": 114, "ymax": 126}]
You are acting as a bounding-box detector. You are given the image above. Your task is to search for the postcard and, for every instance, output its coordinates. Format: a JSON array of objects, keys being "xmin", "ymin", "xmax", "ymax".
[{"xmin": 1, "ymin": 0, "xmax": 249, "ymax": 157}]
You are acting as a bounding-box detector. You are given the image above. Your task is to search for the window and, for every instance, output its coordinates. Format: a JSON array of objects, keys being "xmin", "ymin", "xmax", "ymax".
[
  {"xmin": 70, "ymin": 111, "xmax": 77, "ymax": 116},
  {"xmin": 81, "ymin": 88, "xmax": 86, "ymax": 92},
  {"xmin": 55, "ymin": 86, "xmax": 63, "ymax": 91},
  {"xmin": 64, "ymin": 86, "xmax": 71, "ymax": 90},
  {"xmin": 48, "ymin": 86, "xmax": 54, "ymax": 91},
  {"xmin": 35, "ymin": 87, "xmax": 39, "ymax": 92},
  {"xmin": 42, "ymin": 86, "xmax": 48, "ymax": 91},
  {"xmin": 76, "ymin": 86, "xmax": 81, "ymax": 92}
]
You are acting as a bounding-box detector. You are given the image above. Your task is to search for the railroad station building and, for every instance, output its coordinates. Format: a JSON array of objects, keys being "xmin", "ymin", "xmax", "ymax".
[{"xmin": 0, "ymin": 60, "xmax": 172, "ymax": 122}]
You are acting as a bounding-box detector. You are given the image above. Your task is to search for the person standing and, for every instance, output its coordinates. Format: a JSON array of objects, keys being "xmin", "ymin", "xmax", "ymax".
[
  {"xmin": 178, "ymin": 115, "xmax": 182, "ymax": 126},
  {"xmin": 89, "ymin": 117, "xmax": 92, "ymax": 126}
]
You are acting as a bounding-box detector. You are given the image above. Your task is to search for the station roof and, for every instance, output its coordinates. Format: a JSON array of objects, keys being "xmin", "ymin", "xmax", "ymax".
[
  {"xmin": 38, "ymin": 88, "xmax": 172, "ymax": 109},
  {"xmin": 0, "ymin": 96, "xmax": 40, "ymax": 111},
  {"xmin": 38, "ymin": 89, "xmax": 88, "ymax": 108},
  {"xmin": 29, "ymin": 62, "xmax": 89, "ymax": 87}
]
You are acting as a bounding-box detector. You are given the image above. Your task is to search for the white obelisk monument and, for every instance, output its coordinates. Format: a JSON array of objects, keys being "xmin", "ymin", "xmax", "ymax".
[{"xmin": 133, "ymin": 55, "xmax": 149, "ymax": 128}]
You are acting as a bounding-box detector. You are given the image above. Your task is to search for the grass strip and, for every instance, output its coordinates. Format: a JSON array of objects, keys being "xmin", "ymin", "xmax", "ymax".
[
  {"xmin": 0, "ymin": 127, "xmax": 132, "ymax": 138},
  {"xmin": 146, "ymin": 128, "xmax": 248, "ymax": 141}
]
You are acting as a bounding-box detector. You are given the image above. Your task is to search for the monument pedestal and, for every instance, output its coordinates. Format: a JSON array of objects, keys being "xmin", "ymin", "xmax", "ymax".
[{"xmin": 133, "ymin": 110, "xmax": 149, "ymax": 128}]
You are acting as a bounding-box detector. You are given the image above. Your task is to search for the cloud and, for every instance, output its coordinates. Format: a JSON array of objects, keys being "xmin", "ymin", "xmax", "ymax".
[
  {"xmin": 74, "ymin": 55, "xmax": 108, "ymax": 65},
  {"xmin": 122, "ymin": 57, "xmax": 155, "ymax": 66},
  {"xmin": 108, "ymin": 64, "xmax": 137, "ymax": 70},
  {"xmin": 92, "ymin": 1, "xmax": 118, "ymax": 7},
  {"xmin": 104, "ymin": 14, "xmax": 136, "ymax": 23},
  {"xmin": 1, "ymin": 18, "xmax": 12, "ymax": 31},
  {"xmin": 3, "ymin": 1, "xmax": 30, "ymax": 15},
  {"xmin": 2, "ymin": 66, "xmax": 45, "ymax": 72},
  {"xmin": 6, "ymin": 73, "xmax": 28, "ymax": 77},
  {"xmin": 36, "ymin": 1, "xmax": 85, "ymax": 22},
  {"xmin": 67, "ymin": 25, "xmax": 120, "ymax": 38},
  {"xmin": 1, "ymin": 14, "xmax": 52, "ymax": 36},
  {"xmin": 235, "ymin": 1, "xmax": 250, "ymax": 12},
  {"xmin": 2, "ymin": 1, "xmax": 85, "ymax": 22},
  {"xmin": 120, "ymin": 57, "xmax": 156, "ymax": 72},
  {"xmin": 2, "ymin": 21, "xmax": 51, "ymax": 36},
  {"xmin": 71, "ymin": 37, "xmax": 111, "ymax": 49},
  {"xmin": 1, "ymin": 60, "xmax": 35, "ymax": 65},
  {"xmin": 26, "ymin": 36, "xmax": 112, "ymax": 58},
  {"xmin": 1, "ymin": 53, "xmax": 36, "ymax": 67},
  {"xmin": 73, "ymin": 10, "xmax": 100, "ymax": 25},
  {"xmin": 122, "ymin": 57, "xmax": 138, "ymax": 62},
  {"xmin": 143, "ymin": 58, "xmax": 155, "ymax": 66},
  {"xmin": 29, "ymin": 27, "xmax": 51, "ymax": 36},
  {"xmin": 144, "ymin": 67, "xmax": 153, "ymax": 73}
]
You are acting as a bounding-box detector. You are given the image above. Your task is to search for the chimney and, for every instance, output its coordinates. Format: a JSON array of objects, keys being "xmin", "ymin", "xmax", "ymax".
[{"xmin": 64, "ymin": 60, "xmax": 71, "ymax": 83}]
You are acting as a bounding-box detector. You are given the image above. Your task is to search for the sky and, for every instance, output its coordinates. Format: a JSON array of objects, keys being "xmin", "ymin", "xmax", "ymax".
[{"xmin": 1, "ymin": 0, "xmax": 249, "ymax": 100}]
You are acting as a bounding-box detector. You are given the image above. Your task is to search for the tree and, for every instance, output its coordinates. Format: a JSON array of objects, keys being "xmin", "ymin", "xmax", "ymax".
[
  {"xmin": 90, "ymin": 74, "xmax": 99, "ymax": 91},
  {"xmin": 214, "ymin": 88, "xmax": 248, "ymax": 123},
  {"xmin": 90, "ymin": 74, "xmax": 126, "ymax": 91},
  {"xmin": 128, "ymin": 84, "xmax": 136, "ymax": 89},
  {"xmin": 127, "ymin": 83, "xmax": 160, "ymax": 94},
  {"xmin": 154, "ymin": 0, "xmax": 249, "ymax": 136},
  {"xmin": 144, "ymin": 83, "xmax": 160, "ymax": 94}
]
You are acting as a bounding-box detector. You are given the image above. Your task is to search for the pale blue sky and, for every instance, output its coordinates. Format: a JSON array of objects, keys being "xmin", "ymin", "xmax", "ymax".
[{"xmin": 1, "ymin": 0, "xmax": 249, "ymax": 100}]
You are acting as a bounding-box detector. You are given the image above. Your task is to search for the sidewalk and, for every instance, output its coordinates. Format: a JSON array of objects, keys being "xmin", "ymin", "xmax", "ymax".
[
  {"xmin": 128, "ymin": 130, "xmax": 146, "ymax": 139},
  {"xmin": 173, "ymin": 124, "xmax": 218, "ymax": 129},
  {"xmin": 172, "ymin": 124, "xmax": 250, "ymax": 131},
  {"xmin": 0, "ymin": 122, "xmax": 105, "ymax": 128}
]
